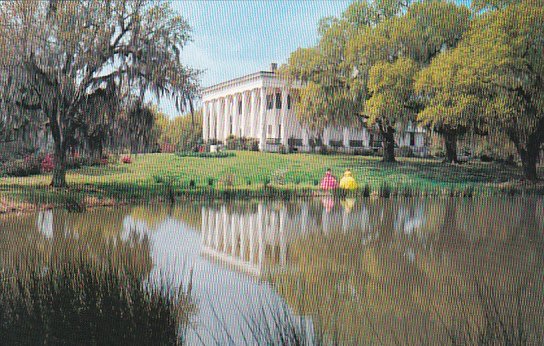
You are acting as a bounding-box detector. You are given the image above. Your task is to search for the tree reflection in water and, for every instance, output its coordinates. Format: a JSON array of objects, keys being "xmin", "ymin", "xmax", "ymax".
[
  {"xmin": 266, "ymin": 198, "xmax": 544, "ymax": 344},
  {"xmin": 0, "ymin": 198, "xmax": 542, "ymax": 344}
]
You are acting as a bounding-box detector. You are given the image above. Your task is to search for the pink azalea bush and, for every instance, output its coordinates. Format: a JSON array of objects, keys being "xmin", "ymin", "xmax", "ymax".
[{"xmin": 41, "ymin": 154, "xmax": 55, "ymax": 173}]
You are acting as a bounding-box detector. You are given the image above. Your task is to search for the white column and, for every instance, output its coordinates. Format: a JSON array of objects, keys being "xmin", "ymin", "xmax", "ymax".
[
  {"xmin": 202, "ymin": 101, "xmax": 209, "ymax": 143},
  {"xmin": 223, "ymin": 96, "xmax": 231, "ymax": 141},
  {"xmin": 343, "ymin": 127, "xmax": 350, "ymax": 148},
  {"xmin": 250, "ymin": 89, "xmax": 257, "ymax": 138},
  {"xmin": 201, "ymin": 207, "xmax": 208, "ymax": 245},
  {"xmin": 215, "ymin": 99, "xmax": 222, "ymax": 141},
  {"xmin": 233, "ymin": 94, "xmax": 241, "ymax": 138},
  {"xmin": 231, "ymin": 214, "xmax": 238, "ymax": 257},
  {"xmin": 223, "ymin": 208, "xmax": 229, "ymax": 252},
  {"xmin": 208, "ymin": 101, "xmax": 214, "ymax": 141},
  {"xmin": 249, "ymin": 214, "xmax": 255, "ymax": 263},
  {"xmin": 240, "ymin": 215, "xmax": 246, "ymax": 260},
  {"xmin": 302, "ymin": 130, "xmax": 309, "ymax": 149},
  {"xmin": 214, "ymin": 210, "xmax": 221, "ymax": 249},
  {"xmin": 207, "ymin": 208, "xmax": 215, "ymax": 246},
  {"xmin": 280, "ymin": 88, "xmax": 288, "ymax": 146},
  {"xmin": 323, "ymin": 127, "xmax": 330, "ymax": 147},
  {"xmin": 259, "ymin": 88, "xmax": 267, "ymax": 151},
  {"xmin": 241, "ymin": 92, "xmax": 248, "ymax": 138},
  {"xmin": 258, "ymin": 213, "xmax": 264, "ymax": 273}
]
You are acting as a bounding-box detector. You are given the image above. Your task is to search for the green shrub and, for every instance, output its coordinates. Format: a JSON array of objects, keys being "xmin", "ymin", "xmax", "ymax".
[
  {"xmin": 247, "ymin": 138, "xmax": 260, "ymax": 151},
  {"xmin": 152, "ymin": 173, "xmax": 176, "ymax": 186},
  {"xmin": 219, "ymin": 174, "xmax": 235, "ymax": 187},
  {"xmin": 1, "ymin": 156, "xmax": 42, "ymax": 177},
  {"xmin": 0, "ymin": 142, "xmax": 35, "ymax": 164},
  {"xmin": 353, "ymin": 148, "xmax": 375, "ymax": 156},
  {"xmin": 271, "ymin": 168, "xmax": 287, "ymax": 185},
  {"xmin": 318, "ymin": 145, "xmax": 329, "ymax": 155},
  {"xmin": 225, "ymin": 134, "xmax": 239, "ymax": 150},
  {"xmin": 397, "ymin": 146, "xmax": 414, "ymax": 158}
]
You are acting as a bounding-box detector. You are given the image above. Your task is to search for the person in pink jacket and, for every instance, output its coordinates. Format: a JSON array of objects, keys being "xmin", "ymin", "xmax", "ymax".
[{"xmin": 320, "ymin": 168, "xmax": 338, "ymax": 191}]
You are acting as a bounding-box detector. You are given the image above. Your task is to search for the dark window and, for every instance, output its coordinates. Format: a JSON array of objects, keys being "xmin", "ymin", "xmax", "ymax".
[
  {"xmin": 229, "ymin": 116, "xmax": 233, "ymax": 135},
  {"xmin": 266, "ymin": 95, "xmax": 273, "ymax": 110},
  {"xmin": 276, "ymin": 93, "xmax": 282, "ymax": 109},
  {"xmin": 288, "ymin": 138, "xmax": 303, "ymax": 146},
  {"xmin": 349, "ymin": 140, "xmax": 364, "ymax": 148},
  {"xmin": 287, "ymin": 95, "xmax": 291, "ymax": 109},
  {"xmin": 238, "ymin": 100, "xmax": 242, "ymax": 115},
  {"xmin": 278, "ymin": 125, "xmax": 281, "ymax": 137},
  {"xmin": 329, "ymin": 140, "xmax": 343, "ymax": 147},
  {"xmin": 409, "ymin": 132, "xmax": 415, "ymax": 146},
  {"xmin": 268, "ymin": 124, "xmax": 272, "ymax": 135}
]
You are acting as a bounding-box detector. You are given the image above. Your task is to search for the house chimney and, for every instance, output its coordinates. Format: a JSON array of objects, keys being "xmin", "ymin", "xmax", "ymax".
[{"xmin": 270, "ymin": 63, "xmax": 278, "ymax": 72}]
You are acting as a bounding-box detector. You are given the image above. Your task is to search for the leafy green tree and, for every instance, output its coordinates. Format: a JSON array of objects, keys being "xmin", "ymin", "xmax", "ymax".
[
  {"xmin": 346, "ymin": 0, "xmax": 470, "ymax": 162},
  {"xmin": 157, "ymin": 109, "xmax": 203, "ymax": 152},
  {"xmin": 282, "ymin": 17, "xmax": 358, "ymax": 147},
  {"xmin": 406, "ymin": 2, "xmax": 472, "ymax": 163},
  {"xmin": 366, "ymin": 57, "xmax": 419, "ymax": 161},
  {"xmin": 426, "ymin": 1, "xmax": 542, "ymax": 179},
  {"xmin": 415, "ymin": 49, "xmax": 482, "ymax": 163},
  {"xmin": 471, "ymin": 1, "xmax": 543, "ymax": 180},
  {"xmin": 0, "ymin": 0, "xmax": 199, "ymax": 187}
]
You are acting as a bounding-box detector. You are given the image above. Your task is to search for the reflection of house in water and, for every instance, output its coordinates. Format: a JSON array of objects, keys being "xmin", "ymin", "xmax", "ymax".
[
  {"xmin": 200, "ymin": 200, "xmax": 427, "ymax": 277},
  {"xmin": 201, "ymin": 203, "xmax": 289, "ymax": 277}
]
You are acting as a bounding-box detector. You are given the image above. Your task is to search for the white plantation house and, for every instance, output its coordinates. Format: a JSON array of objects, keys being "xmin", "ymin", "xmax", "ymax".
[{"xmin": 201, "ymin": 64, "xmax": 428, "ymax": 155}]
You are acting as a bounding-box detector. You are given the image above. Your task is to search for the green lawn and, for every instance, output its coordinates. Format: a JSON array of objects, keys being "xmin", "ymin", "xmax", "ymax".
[{"xmin": 1, "ymin": 151, "xmax": 543, "ymax": 211}]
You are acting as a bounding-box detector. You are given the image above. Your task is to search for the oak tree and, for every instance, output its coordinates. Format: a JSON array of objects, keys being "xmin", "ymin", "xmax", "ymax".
[{"xmin": 0, "ymin": 0, "xmax": 199, "ymax": 187}]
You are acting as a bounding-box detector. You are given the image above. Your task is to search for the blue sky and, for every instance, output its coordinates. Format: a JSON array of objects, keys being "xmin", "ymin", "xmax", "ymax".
[
  {"xmin": 173, "ymin": 1, "xmax": 351, "ymax": 87},
  {"xmin": 162, "ymin": 0, "xmax": 470, "ymax": 116},
  {"xmin": 158, "ymin": 1, "xmax": 350, "ymax": 116}
]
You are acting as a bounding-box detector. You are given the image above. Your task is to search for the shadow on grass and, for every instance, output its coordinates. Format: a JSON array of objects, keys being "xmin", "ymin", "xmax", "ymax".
[
  {"xmin": 336, "ymin": 157, "xmax": 526, "ymax": 185},
  {"xmin": 75, "ymin": 164, "xmax": 130, "ymax": 177}
]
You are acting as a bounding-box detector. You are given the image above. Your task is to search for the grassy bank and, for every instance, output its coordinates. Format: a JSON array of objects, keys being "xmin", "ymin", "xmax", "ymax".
[{"xmin": 1, "ymin": 151, "xmax": 543, "ymax": 212}]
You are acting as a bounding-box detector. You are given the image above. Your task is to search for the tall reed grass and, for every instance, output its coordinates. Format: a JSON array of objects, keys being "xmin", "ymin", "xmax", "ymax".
[{"xmin": 0, "ymin": 248, "xmax": 193, "ymax": 345}]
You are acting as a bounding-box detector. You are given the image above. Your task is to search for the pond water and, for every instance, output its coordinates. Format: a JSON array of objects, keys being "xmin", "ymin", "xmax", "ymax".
[{"xmin": 1, "ymin": 197, "xmax": 543, "ymax": 344}]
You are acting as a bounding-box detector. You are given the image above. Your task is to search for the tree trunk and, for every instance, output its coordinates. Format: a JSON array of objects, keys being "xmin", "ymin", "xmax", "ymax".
[
  {"xmin": 519, "ymin": 146, "xmax": 539, "ymax": 181},
  {"xmin": 88, "ymin": 135, "xmax": 103, "ymax": 161},
  {"xmin": 381, "ymin": 127, "xmax": 396, "ymax": 163},
  {"xmin": 51, "ymin": 141, "xmax": 67, "ymax": 187},
  {"xmin": 443, "ymin": 132, "xmax": 458, "ymax": 164}
]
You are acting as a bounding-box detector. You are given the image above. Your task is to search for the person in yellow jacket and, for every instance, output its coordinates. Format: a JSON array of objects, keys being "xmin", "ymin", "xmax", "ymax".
[{"xmin": 339, "ymin": 169, "xmax": 358, "ymax": 191}]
